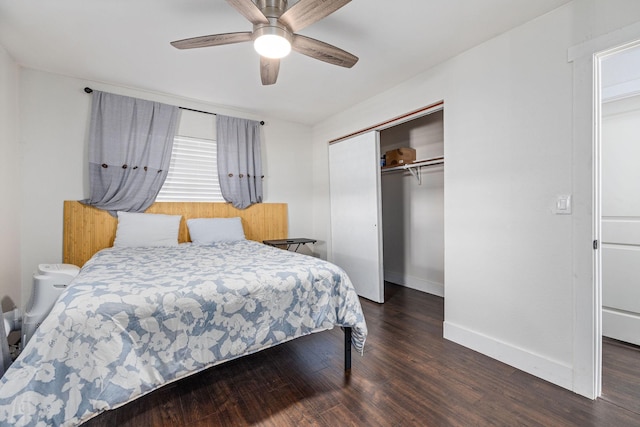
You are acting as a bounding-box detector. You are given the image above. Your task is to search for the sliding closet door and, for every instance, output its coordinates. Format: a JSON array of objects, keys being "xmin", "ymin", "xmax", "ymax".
[{"xmin": 329, "ymin": 131, "xmax": 384, "ymax": 303}]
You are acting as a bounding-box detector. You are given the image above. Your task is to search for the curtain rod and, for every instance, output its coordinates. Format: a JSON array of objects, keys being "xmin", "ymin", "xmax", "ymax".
[{"xmin": 83, "ymin": 87, "xmax": 264, "ymax": 125}]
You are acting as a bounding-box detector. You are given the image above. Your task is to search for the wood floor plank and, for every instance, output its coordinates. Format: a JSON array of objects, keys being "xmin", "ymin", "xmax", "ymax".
[
  {"xmin": 602, "ymin": 337, "xmax": 640, "ymax": 414},
  {"xmin": 178, "ymin": 370, "xmax": 221, "ymax": 424},
  {"xmin": 83, "ymin": 283, "xmax": 640, "ymax": 426},
  {"xmin": 114, "ymin": 383, "xmax": 183, "ymax": 427}
]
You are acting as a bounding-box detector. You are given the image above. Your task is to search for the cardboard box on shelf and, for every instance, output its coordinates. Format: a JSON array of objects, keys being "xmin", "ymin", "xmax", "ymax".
[{"xmin": 384, "ymin": 148, "xmax": 416, "ymax": 167}]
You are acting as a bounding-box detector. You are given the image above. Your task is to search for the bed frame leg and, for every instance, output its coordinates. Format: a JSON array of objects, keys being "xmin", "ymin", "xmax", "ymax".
[{"xmin": 344, "ymin": 327, "xmax": 352, "ymax": 372}]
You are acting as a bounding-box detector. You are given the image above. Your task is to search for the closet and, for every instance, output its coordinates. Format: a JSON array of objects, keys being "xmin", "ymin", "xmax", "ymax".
[
  {"xmin": 329, "ymin": 106, "xmax": 444, "ymax": 302},
  {"xmin": 380, "ymin": 110, "xmax": 444, "ymax": 297}
]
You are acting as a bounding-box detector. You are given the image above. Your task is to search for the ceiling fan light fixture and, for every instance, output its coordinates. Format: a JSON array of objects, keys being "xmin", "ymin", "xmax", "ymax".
[
  {"xmin": 253, "ymin": 26, "xmax": 291, "ymax": 59},
  {"xmin": 170, "ymin": 0, "xmax": 359, "ymax": 85}
]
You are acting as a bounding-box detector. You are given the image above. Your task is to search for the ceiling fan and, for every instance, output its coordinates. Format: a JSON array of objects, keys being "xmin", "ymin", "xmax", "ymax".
[{"xmin": 170, "ymin": 0, "xmax": 358, "ymax": 85}]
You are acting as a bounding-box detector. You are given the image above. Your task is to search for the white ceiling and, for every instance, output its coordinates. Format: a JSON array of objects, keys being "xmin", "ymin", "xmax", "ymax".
[{"xmin": 0, "ymin": 0, "xmax": 571, "ymax": 125}]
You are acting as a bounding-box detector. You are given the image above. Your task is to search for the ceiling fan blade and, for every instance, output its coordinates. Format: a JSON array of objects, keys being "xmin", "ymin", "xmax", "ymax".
[
  {"xmin": 226, "ymin": 0, "xmax": 269, "ymax": 25},
  {"xmin": 260, "ymin": 56, "xmax": 280, "ymax": 85},
  {"xmin": 292, "ymin": 34, "xmax": 358, "ymax": 68},
  {"xmin": 279, "ymin": 0, "xmax": 350, "ymax": 32},
  {"xmin": 170, "ymin": 32, "xmax": 253, "ymax": 49}
]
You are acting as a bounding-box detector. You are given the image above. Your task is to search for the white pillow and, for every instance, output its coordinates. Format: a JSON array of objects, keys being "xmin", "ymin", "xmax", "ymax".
[
  {"xmin": 114, "ymin": 211, "xmax": 181, "ymax": 248},
  {"xmin": 187, "ymin": 217, "xmax": 246, "ymax": 244}
]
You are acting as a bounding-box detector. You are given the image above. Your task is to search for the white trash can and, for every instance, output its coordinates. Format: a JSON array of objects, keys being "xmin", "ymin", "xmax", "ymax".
[{"xmin": 22, "ymin": 263, "xmax": 80, "ymax": 348}]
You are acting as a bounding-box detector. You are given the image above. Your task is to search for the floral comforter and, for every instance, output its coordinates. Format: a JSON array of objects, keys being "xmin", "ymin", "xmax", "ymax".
[{"xmin": 0, "ymin": 241, "xmax": 367, "ymax": 426}]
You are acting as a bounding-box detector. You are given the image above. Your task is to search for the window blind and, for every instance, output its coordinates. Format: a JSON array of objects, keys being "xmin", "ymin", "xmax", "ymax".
[{"xmin": 156, "ymin": 135, "xmax": 224, "ymax": 202}]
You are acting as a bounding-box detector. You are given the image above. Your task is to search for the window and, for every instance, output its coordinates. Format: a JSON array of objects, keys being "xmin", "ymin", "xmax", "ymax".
[
  {"xmin": 156, "ymin": 135, "xmax": 224, "ymax": 202},
  {"xmin": 157, "ymin": 110, "xmax": 224, "ymax": 202}
]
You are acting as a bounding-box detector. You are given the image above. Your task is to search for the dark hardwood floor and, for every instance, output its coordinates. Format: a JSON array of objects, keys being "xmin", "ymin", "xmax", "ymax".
[
  {"xmin": 85, "ymin": 283, "xmax": 640, "ymax": 426},
  {"xmin": 602, "ymin": 336, "xmax": 640, "ymax": 416}
]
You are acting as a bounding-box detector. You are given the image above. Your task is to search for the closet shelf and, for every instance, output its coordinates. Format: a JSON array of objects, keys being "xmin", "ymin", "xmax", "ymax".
[{"xmin": 381, "ymin": 156, "xmax": 444, "ymax": 184}]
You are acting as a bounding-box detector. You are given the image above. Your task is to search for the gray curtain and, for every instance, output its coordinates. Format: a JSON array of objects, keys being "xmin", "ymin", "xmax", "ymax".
[
  {"xmin": 81, "ymin": 91, "xmax": 179, "ymax": 215},
  {"xmin": 216, "ymin": 115, "xmax": 263, "ymax": 209}
]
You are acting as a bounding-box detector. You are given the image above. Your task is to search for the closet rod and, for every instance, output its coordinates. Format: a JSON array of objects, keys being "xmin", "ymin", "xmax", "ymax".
[{"xmin": 83, "ymin": 87, "xmax": 264, "ymax": 125}]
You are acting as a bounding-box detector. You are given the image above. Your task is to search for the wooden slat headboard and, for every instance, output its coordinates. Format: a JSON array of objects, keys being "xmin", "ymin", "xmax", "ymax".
[{"xmin": 63, "ymin": 201, "xmax": 288, "ymax": 267}]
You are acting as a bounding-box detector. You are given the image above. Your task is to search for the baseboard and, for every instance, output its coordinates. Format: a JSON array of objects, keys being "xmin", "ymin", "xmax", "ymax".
[
  {"xmin": 603, "ymin": 307, "xmax": 640, "ymax": 346},
  {"xmin": 443, "ymin": 321, "xmax": 573, "ymax": 392},
  {"xmin": 384, "ymin": 270, "xmax": 444, "ymax": 297}
]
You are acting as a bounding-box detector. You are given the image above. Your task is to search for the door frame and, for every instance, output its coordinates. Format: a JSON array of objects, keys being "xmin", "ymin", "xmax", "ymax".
[
  {"xmin": 569, "ymin": 23, "xmax": 640, "ymax": 399},
  {"xmin": 593, "ymin": 38, "xmax": 640, "ymax": 392}
]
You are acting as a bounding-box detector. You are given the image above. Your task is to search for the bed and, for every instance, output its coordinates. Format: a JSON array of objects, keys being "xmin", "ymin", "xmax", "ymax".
[{"xmin": 0, "ymin": 202, "xmax": 367, "ymax": 426}]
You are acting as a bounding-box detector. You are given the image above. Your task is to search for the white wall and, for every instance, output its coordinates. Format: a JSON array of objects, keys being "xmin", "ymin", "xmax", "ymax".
[
  {"xmin": 311, "ymin": 0, "xmax": 640, "ymax": 397},
  {"xmin": 380, "ymin": 112, "xmax": 445, "ymax": 296},
  {"xmin": 0, "ymin": 45, "xmax": 21, "ymax": 312},
  {"xmin": 17, "ymin": 68, "xmax": 314, "ymax": 308}
]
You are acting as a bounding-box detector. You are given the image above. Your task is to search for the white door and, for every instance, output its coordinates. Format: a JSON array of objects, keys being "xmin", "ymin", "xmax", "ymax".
[
  {"xmin": 329, "ymin": 131, "xmax": 384, "ymax": 303},
  {"xmin": 601, "ymin": 83, "xmax": 640, "ymax": 346}
]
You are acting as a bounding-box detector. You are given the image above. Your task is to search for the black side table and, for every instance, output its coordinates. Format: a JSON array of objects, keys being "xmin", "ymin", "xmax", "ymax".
[{"xmin": 263, "ymin": 238, "xmax": 317, "ymax": 252}]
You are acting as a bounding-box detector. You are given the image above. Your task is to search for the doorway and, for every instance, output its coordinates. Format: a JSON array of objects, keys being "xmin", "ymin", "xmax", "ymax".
[
  {"xmin": 599, "ymin": 45, "xmax": 640, "ymax": 347},
  {"xmin": 380, "ymin": 110, "xmax": 445, "ymax": 297},
  {"xmin": 596, "ymin": 41, "xmax": 640, "ymax": 412}
]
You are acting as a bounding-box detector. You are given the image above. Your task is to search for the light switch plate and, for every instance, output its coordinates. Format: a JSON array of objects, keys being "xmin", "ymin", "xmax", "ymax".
[{"xmin": 554, "ymin": 194, "xmax": 572, "ymax": 215}]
